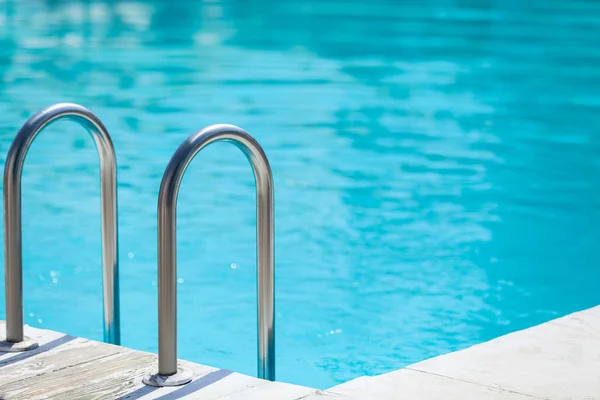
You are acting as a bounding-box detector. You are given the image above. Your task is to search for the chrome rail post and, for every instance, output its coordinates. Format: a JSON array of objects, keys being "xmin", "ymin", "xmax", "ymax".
[
  {"xmin": 143, "ymin": 124, "xmax": 275, "ymax": 387},
  {"xmin": 0, "ymin": 103, "xmax": 120, "ymax": 352}
]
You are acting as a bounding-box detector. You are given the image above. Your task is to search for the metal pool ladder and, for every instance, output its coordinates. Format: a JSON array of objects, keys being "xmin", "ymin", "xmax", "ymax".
[
  {"xmin": 143, "ymin": 124, "xmax": 275, "ymax": 386},
  {"xmin": 0, "ymin": 103, "xmax": 120, "ymax": 351}
]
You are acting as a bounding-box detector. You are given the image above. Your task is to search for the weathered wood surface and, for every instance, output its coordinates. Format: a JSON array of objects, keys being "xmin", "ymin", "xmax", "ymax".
[{"xmin": 0, "ymin": 321, "xmax": 321, "ymax": 399}]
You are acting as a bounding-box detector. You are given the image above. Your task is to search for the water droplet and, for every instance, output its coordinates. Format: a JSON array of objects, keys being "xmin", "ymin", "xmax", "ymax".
[
  {"xmin": 52, "ymin": 278, "xmax": 58, "ymax": 284},
  {"xmin": 151, "ymin": 281, "xmax": 157, "ymax": 287},
  {"xmin": 230, "ymin": 263, "xmax": 237, "ymax": 269},
  {"xmin": 28, "ymin": 313, "xmax": 34, "ymax": 317},
  {"xmin": 50, "ymin": 271, "xmax": 57, "ymax": 278},
  {"xmin": 276, "ymin": 312, "xmax": 282, "ymax": 318},
  {"xmin": 37, "ymin": 319, "xmax": 43, "ymax": 324},
  {"xmin": 177, "ymin": 278, "xmax": 184, "ymax": 284},
  {"xmin": 128, "ymin": 252, "xmax": 134, "ymax": 259},
  {"xmin": 329, "ymin": 330, "xmax": 335, "ymax": 335},
  {"xmin": 335, "ymin": 329, "xmax": 342, "ymax": 334}
]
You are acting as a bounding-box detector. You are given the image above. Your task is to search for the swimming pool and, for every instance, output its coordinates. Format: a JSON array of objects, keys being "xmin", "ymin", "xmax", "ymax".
[{"xmin": 0, "ymin": 0, "xmax": 599, "ymax": 389}]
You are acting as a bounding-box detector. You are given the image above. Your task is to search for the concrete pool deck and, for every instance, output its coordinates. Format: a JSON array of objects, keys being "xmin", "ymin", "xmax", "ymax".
[
  {"xmin": 1, "ymin": 305, "xmax": 599, "ymax": 398},
  {"xmin": 331, "ymin": 305, "xmax": 600, "ymax": 399}
]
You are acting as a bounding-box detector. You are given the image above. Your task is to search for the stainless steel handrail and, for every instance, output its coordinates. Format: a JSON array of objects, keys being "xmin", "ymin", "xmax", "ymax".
[
  {"xmin": 143, "ymin": 124, "xmax": 275, "ymax": 387},
  {"xmin": 0, "ymin": 103, "xmax": 120, "ymax": 351}
]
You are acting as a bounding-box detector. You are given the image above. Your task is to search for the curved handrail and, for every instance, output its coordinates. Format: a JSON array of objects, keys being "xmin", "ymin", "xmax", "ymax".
[
  {"xmin": 144, "ymin": 124, "xmax": 274, "ymax": 387},
  {"xmin": 1, "ymin": 103, "xmax": 120, "ymax": 349}
]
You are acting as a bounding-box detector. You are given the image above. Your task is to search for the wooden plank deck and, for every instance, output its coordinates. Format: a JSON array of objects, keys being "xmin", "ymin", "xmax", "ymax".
[{"xmin": 0, "ymin": 321, "xmax": 325, "ymax": 399}]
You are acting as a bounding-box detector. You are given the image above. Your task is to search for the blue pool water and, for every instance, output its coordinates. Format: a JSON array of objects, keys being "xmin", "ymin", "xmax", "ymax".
[{"xmin": 1, "ymin": 0, "xmax": 600, "ymax": 389}]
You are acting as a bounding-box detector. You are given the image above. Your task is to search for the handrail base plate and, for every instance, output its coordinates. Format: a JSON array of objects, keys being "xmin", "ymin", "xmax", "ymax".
[
  {"xmin": 143, "ymin": 368, "xmax": 192, "ymax": 387},
  {"xmin": 0, "ymin": 336, "xmax": 39, "ymax": 352}
]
